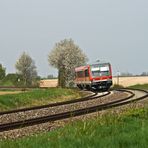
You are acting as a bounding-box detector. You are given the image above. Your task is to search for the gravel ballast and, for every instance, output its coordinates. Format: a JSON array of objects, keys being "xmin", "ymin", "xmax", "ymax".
[{"xmin": 0, "ymin": 91, "xmax": 132, "ymax": 139}]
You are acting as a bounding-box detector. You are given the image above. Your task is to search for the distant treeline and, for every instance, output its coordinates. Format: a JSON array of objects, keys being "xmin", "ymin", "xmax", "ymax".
[{"xmin": 116, "ymin": 72, "xmax": 148, "ymax": 77}]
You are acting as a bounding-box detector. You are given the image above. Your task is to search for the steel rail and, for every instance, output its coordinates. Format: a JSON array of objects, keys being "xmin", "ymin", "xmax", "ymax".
[{"xmin": 0, "ymin": 89, "xmax": 137, "ymax": 132}]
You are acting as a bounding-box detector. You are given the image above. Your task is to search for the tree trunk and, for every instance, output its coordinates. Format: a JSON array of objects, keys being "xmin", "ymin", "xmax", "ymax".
[{"xmin": 58, "ymin": 67, "xmax": 66, "ymax": 88}]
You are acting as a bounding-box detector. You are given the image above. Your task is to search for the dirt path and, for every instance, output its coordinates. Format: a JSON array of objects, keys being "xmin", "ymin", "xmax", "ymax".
[{"xmin": 0, "ymin": 91, "xmax": 22, "ymax": 95}]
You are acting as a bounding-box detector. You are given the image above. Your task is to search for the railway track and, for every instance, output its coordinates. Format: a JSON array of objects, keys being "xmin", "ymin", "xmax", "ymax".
[
  {"xmin": 0, "ymin": 91, "xmax": 110, "ymax": 115},
  {"xmin": 0, "ymin": 88, "xmax": 148, "ymax": 132}
]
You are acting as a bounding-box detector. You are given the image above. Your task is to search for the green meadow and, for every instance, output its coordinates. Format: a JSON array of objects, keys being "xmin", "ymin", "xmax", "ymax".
[
  {"xmin": 0, "ymin": 107, "xmax": 148, "ymax": 148},
  {"xmin": 0, "ymin": 88, "xmax": 81, "ymax": 111}
]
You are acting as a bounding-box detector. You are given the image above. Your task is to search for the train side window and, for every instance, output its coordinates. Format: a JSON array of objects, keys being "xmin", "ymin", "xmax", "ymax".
[
  {"xmin": 77, "ymin": 71, "xmax": 84, "ymax": 78},
  {"xmin": 85, "ymin": 69, "xmax": 89, "ymax": 77}
]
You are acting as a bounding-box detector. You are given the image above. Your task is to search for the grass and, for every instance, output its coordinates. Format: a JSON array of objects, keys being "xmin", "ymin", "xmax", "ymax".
[
  {"xmin": 129, "ymin": 84, "xmax": 148, "ymax": 90},
  {"xmin": 0, "ymin": 107, "xmax": 148, "ymax": 148},
  {"xmin": 0, "ymin": 80, "xmax": 14, "ymax": 87},
  {"xmin": 0, "ymin": 88, "xmax": 82, "ymax": 111}
]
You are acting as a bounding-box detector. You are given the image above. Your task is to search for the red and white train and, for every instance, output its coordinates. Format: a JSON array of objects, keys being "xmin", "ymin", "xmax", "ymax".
[{"xmin": 74, "ymin": 61, "xmax": 113, "ymax": 91}]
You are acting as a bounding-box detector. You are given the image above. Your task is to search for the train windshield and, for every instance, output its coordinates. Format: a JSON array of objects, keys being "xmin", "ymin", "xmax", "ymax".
[{"xmin": 90, "ymin": 63, "xmax": 110, "ymax": 77}]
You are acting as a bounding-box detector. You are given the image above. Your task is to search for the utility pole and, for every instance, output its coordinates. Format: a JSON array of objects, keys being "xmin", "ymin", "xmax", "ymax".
[{"xmin": 117, "ymin": 71, "xmax": 120, "ymax": 85}]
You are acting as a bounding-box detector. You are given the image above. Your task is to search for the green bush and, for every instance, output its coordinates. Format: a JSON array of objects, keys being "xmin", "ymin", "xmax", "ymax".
[{"xmin": 1, "ymin": 73, "xmax": 23, "ymax": 86}]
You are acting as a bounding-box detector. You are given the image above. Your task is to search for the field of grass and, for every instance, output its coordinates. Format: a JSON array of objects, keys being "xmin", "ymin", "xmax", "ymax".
[
  {"xmin": 129, "ymin": 84, "xmax": 148, "ymax": 90},
  {"xmin": 0, "ymin": 88, "xmax": 82, "ymax": 111},
  {"xmin": 0, "ymin": 107, "xmax": 148, "ymax": 148}
]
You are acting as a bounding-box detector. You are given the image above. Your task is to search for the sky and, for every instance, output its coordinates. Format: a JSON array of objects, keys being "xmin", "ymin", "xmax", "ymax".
[{"xmin": 0, "ymin": 0, "xmax": 148, "ymax": 77}]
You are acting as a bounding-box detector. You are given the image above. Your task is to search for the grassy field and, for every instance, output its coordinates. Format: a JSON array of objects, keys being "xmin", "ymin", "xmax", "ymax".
[
  {"xmin": 0, "ymin": 84, "xmax": 148, "ymax": 147},
  {"xmin": 0, "ymin": 88, "xmax": 82, "ymax": 111},
  {"xmin": 0, "ymin": 107, "xmax": 148, "ymax": 148},
  {"xmin": 129, "ymin": 84, "xmax": 148, "ymax": 90}
]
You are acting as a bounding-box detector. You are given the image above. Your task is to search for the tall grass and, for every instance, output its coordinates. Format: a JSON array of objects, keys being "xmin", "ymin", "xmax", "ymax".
[
  {"xmin": 0, "ymin": 88, "xmax": 81, "ymax": 111},
  {"xmin": 0, "ymin": 108, "xmax": 148, "ymax": 148}
]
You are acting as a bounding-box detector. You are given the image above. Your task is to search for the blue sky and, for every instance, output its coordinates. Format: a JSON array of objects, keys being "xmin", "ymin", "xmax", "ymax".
[{"xmin": 0, "ymin": 0, "xmax": 148, "ymax": 76}]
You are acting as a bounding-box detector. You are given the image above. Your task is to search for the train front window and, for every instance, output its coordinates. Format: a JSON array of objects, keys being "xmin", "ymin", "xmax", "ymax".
[{"xmin": 90, "ymin": 64, "xmax": 110, "ymax": 77}]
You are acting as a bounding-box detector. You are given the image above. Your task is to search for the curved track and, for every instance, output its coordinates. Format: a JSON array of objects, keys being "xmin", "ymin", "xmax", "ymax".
[
  {"xmin": 0, "ymin": 91, "xmax": 110, "ymax": 115},
  {"xmin": 0, "ymin": 88, "xmax": 147, "ymax": 132}
]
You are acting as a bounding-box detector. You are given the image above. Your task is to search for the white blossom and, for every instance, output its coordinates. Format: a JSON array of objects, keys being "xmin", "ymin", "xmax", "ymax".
[{"xmin": 48, "ymin": 39, "xmax": 88, "ymax": 87}]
